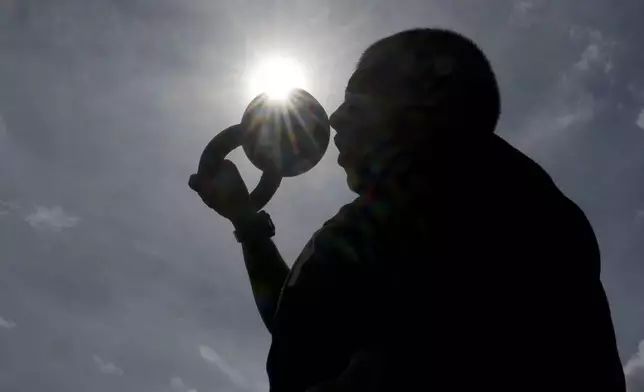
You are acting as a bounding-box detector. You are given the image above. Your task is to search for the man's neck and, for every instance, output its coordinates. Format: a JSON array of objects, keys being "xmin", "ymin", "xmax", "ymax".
[
  {"xmin": 361, "ymin": 131, "xmax": 496, "ymax": 201},
  {"xmin": 360, "ymin": 144, "xmax": 428, "ymax": 202}
]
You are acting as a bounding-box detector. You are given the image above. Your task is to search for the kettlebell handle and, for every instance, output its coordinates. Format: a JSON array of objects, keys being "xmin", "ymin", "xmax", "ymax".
[
  {"xmin": 190, "ymin": 124, "xmax": 282, "ymax": 212},
  {"xmin": 190, "ymin": 88, "xmax": 329, "ymax": 213}
]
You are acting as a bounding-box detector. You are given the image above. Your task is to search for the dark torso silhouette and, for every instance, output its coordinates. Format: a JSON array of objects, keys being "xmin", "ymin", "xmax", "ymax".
[{"xmin": 266, "ymin": 133, "xmax": 625, "ymax": 392}]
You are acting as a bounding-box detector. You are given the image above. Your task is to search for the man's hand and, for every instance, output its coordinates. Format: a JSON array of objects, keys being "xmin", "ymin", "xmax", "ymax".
[
  {"xmin": 189, "ymin": 159, "xmax": 253, "ymax": 223},
  {"xmin": 190, "ymin": 159, "xmax": 289, "ymax": 332}
]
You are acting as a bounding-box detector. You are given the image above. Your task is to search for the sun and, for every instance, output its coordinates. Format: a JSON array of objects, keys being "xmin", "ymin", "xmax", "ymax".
[{"xmin": 248, "ymin": 56, "xmax": 307, "ymax": 101}]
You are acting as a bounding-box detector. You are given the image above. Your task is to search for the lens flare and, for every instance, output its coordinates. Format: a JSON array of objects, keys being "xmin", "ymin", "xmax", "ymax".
[{"xmin": 248, "ymin": 56, "xmax": 307, "ymax": 101}]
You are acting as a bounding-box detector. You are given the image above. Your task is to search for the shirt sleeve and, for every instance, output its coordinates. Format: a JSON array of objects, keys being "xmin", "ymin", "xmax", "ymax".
[{"xmin": 266, "ymin": 206, "xmax": 378, "ymax": 392}]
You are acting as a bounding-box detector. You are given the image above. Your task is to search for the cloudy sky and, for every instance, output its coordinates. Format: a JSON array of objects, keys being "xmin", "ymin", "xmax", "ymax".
[{"xmin": 1, "ymin": 0, "xmax": 644, "ymax": 391}]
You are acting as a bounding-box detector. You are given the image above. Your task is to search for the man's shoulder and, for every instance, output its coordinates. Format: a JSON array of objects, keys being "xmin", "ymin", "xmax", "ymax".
[
  {"xmin": 291, "ymin": 198, "xmax": 387, "ymax": 272},
  {"xmin": 284, "ymin": 199, "xmax": 379, "ymax": 288},
  {"xmin": 319, "ymin": 196, "xmax": 395, "ymax": 244},
  {"xmin": 488, "ymin": 135, "xmax": 601, "ymax": 273},
  {"xmin": 491, "ymin": 136, "xmax": 589, "ymax": 216},
  {"xmin": 323, "ymin": 197, "xmax": 376, "ymax": 224}
]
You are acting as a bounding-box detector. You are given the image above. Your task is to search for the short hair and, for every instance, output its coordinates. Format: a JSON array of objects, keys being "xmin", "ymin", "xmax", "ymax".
[{"xmin": 352, "ymin": 28, "xmax": 501, "ymax": 133}]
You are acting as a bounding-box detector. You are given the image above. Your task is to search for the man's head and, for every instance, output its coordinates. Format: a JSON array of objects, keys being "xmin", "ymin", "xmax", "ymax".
[{"xmin": 330, "ymin": 28, "xmax": 501, "ymax": 193}]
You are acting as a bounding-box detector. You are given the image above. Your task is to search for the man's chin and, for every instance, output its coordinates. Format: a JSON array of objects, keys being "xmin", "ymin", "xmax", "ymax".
[
  {"xmin": 339, "ymin": 158, "xmax": 367, "ymax": 194},
  {"xmin": 345, "ymin": 169, "xmax": 364, "ymax": 194},
  {"xmin": 337, "ymin": 152, "xmax": 349, "ymax": 167}
]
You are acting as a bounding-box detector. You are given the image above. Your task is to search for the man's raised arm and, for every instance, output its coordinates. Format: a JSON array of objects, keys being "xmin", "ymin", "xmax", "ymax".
[
  {"xmin": 233, "ymin": 211, "xmax": 289, "ymax": 333},
  {"xmin": 189, "ymin": 159, "xmax": 290, "ymax": 333},
  {"xmin": 239, "ymin": 235, "xmax": 289, "ymax": 332}
]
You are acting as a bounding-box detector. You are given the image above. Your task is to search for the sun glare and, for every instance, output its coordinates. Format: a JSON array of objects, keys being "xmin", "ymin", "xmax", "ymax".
[{"xmin": 248, "ymin": 56, "xmax": 307, "ymax": 101}]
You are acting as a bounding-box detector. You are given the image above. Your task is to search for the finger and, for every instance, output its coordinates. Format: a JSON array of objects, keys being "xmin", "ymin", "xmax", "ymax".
[
  {"xmin": 191, "ymin": 159, "xmax": 235, "ymax": 186},
  {"xmin": 191, "ymin": 168, "xmax": 231, "ymax": 196},
  {"xmin": 189, "ymin": 173, "xmax": 216, "ymax": 197},
  {"xmin": 214, "ymin": 160, "xmax": 246, "ymax": 189},
  {"xmin": 200, "ymin": 194, "xmax": 217, "ymax": 210},
  {"xmin": 188, "ymin": 173, "xmax": 200, "ymax": 192},
  {"xmin": 221, "ymin": 159, "xmax": 236, "ymax": 169},
  {"xmin": 190, "ymin": 174, "xmax": 220, "ymax": 207},
  {"xmin": 217, "ymin": 159, "xmax": 241, "ymax": 181}
]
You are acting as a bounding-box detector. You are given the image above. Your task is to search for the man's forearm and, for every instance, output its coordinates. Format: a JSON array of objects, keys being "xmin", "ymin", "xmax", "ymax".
[{"xmin": 240, "ymin": 237, "xmax": 290, "ymax": 332}]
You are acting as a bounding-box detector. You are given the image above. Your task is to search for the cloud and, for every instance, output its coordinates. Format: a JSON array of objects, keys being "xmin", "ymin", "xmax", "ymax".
[
  {"xmin": 570, "ymin": 27, "xmax": 615, "ymax": 74},
  {"xmin": 626, "ymin": 340, "xmax": 644, "ymax": 392},
  {"xmin": 170, "ymin": 377, "xmax": 197, "ymax": 392},
  {"xmin": 0, "ymin": 316, "xmax": 17, "ymax": 329},
  {"xmin": 132, "ymin": 241, "xmax": 163, "ymax": 259},
  {"xmin": 636, "ymin": 108, "xmax": 644, "ymax": 131},
  {"xmin": 170, "ymin": 377, "xmax": 186, "ymax": 389},
  {"xmin": 636, "ymin": 210, "xmax": 644, "ymax": 225},
  {"xmin": 513, "ymin": 0, "xmax": 538, "ymax": 15},
  {"xmin": 509, "ymin": 0, "xmax": 543, "ymax": 27},
  {"xmin": 0, "ymin": 199, "xmax": 19, "ymax": 216},
  {"xmin": 554, "ymin": 104, "xmax": 595, "ymax": 129},
  {"xmin": 199, "ymin": 345, "xmax": 247, "ymax": 388},
  {"xmin": 25, "ymin": 206, "xmax": 80, "ymax": 231},
  {"xmin": 517, "ymin": 26, "xmax": 613, "ymax": 149},
  {"xmin": 92, "ymin": 355, "xmax": 124, "ymax": 376},
  {"xmin": 518, "ymin": 91, "xmax": 596, "ymax": 149}
]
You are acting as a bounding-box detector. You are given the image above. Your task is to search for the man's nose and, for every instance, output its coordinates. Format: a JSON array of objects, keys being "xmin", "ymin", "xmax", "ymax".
[
  {"xmin": 329, "ymin": 109, "xmax": 339, "ymax": 131},
  {"xmin": 329, "ymin": 105, "xmax": 346, "ymax": 132}
]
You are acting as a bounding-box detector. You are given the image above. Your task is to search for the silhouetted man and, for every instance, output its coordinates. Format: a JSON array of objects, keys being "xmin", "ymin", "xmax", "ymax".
[{"xmin": 189, "ymin": 28, "xmax": 625, "ymax": 392}]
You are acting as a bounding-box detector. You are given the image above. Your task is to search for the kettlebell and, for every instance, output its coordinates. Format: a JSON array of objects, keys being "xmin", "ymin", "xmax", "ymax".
[{"xmin": 189, "ymin": 88, "xmax": 330, "ymax": 211}]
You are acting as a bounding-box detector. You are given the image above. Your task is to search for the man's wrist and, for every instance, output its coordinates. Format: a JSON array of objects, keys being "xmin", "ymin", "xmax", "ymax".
[
  {"xmin": 232, "ymin": 210, "xmax": 275, "ymax": 243},
  {"xmin": 230, "ymin": 209, "xmax": 260, "ymax": 230}
]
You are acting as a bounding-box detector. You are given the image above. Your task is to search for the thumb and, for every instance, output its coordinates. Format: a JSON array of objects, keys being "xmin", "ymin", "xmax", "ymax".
[
  {"xmin": 188, "ymin": 173, "xmax": 200, "ymax": 193},
  {"xmin": 188, "ymin": 160, "xmax": 238, "ymax": 193},
  {"xmin": 215, "ymin": 159, "xmax": 249, "ymax": 194},
  {"xmin": 215, "ymin": 159, "xmax": 240, "ymax": 180}
]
